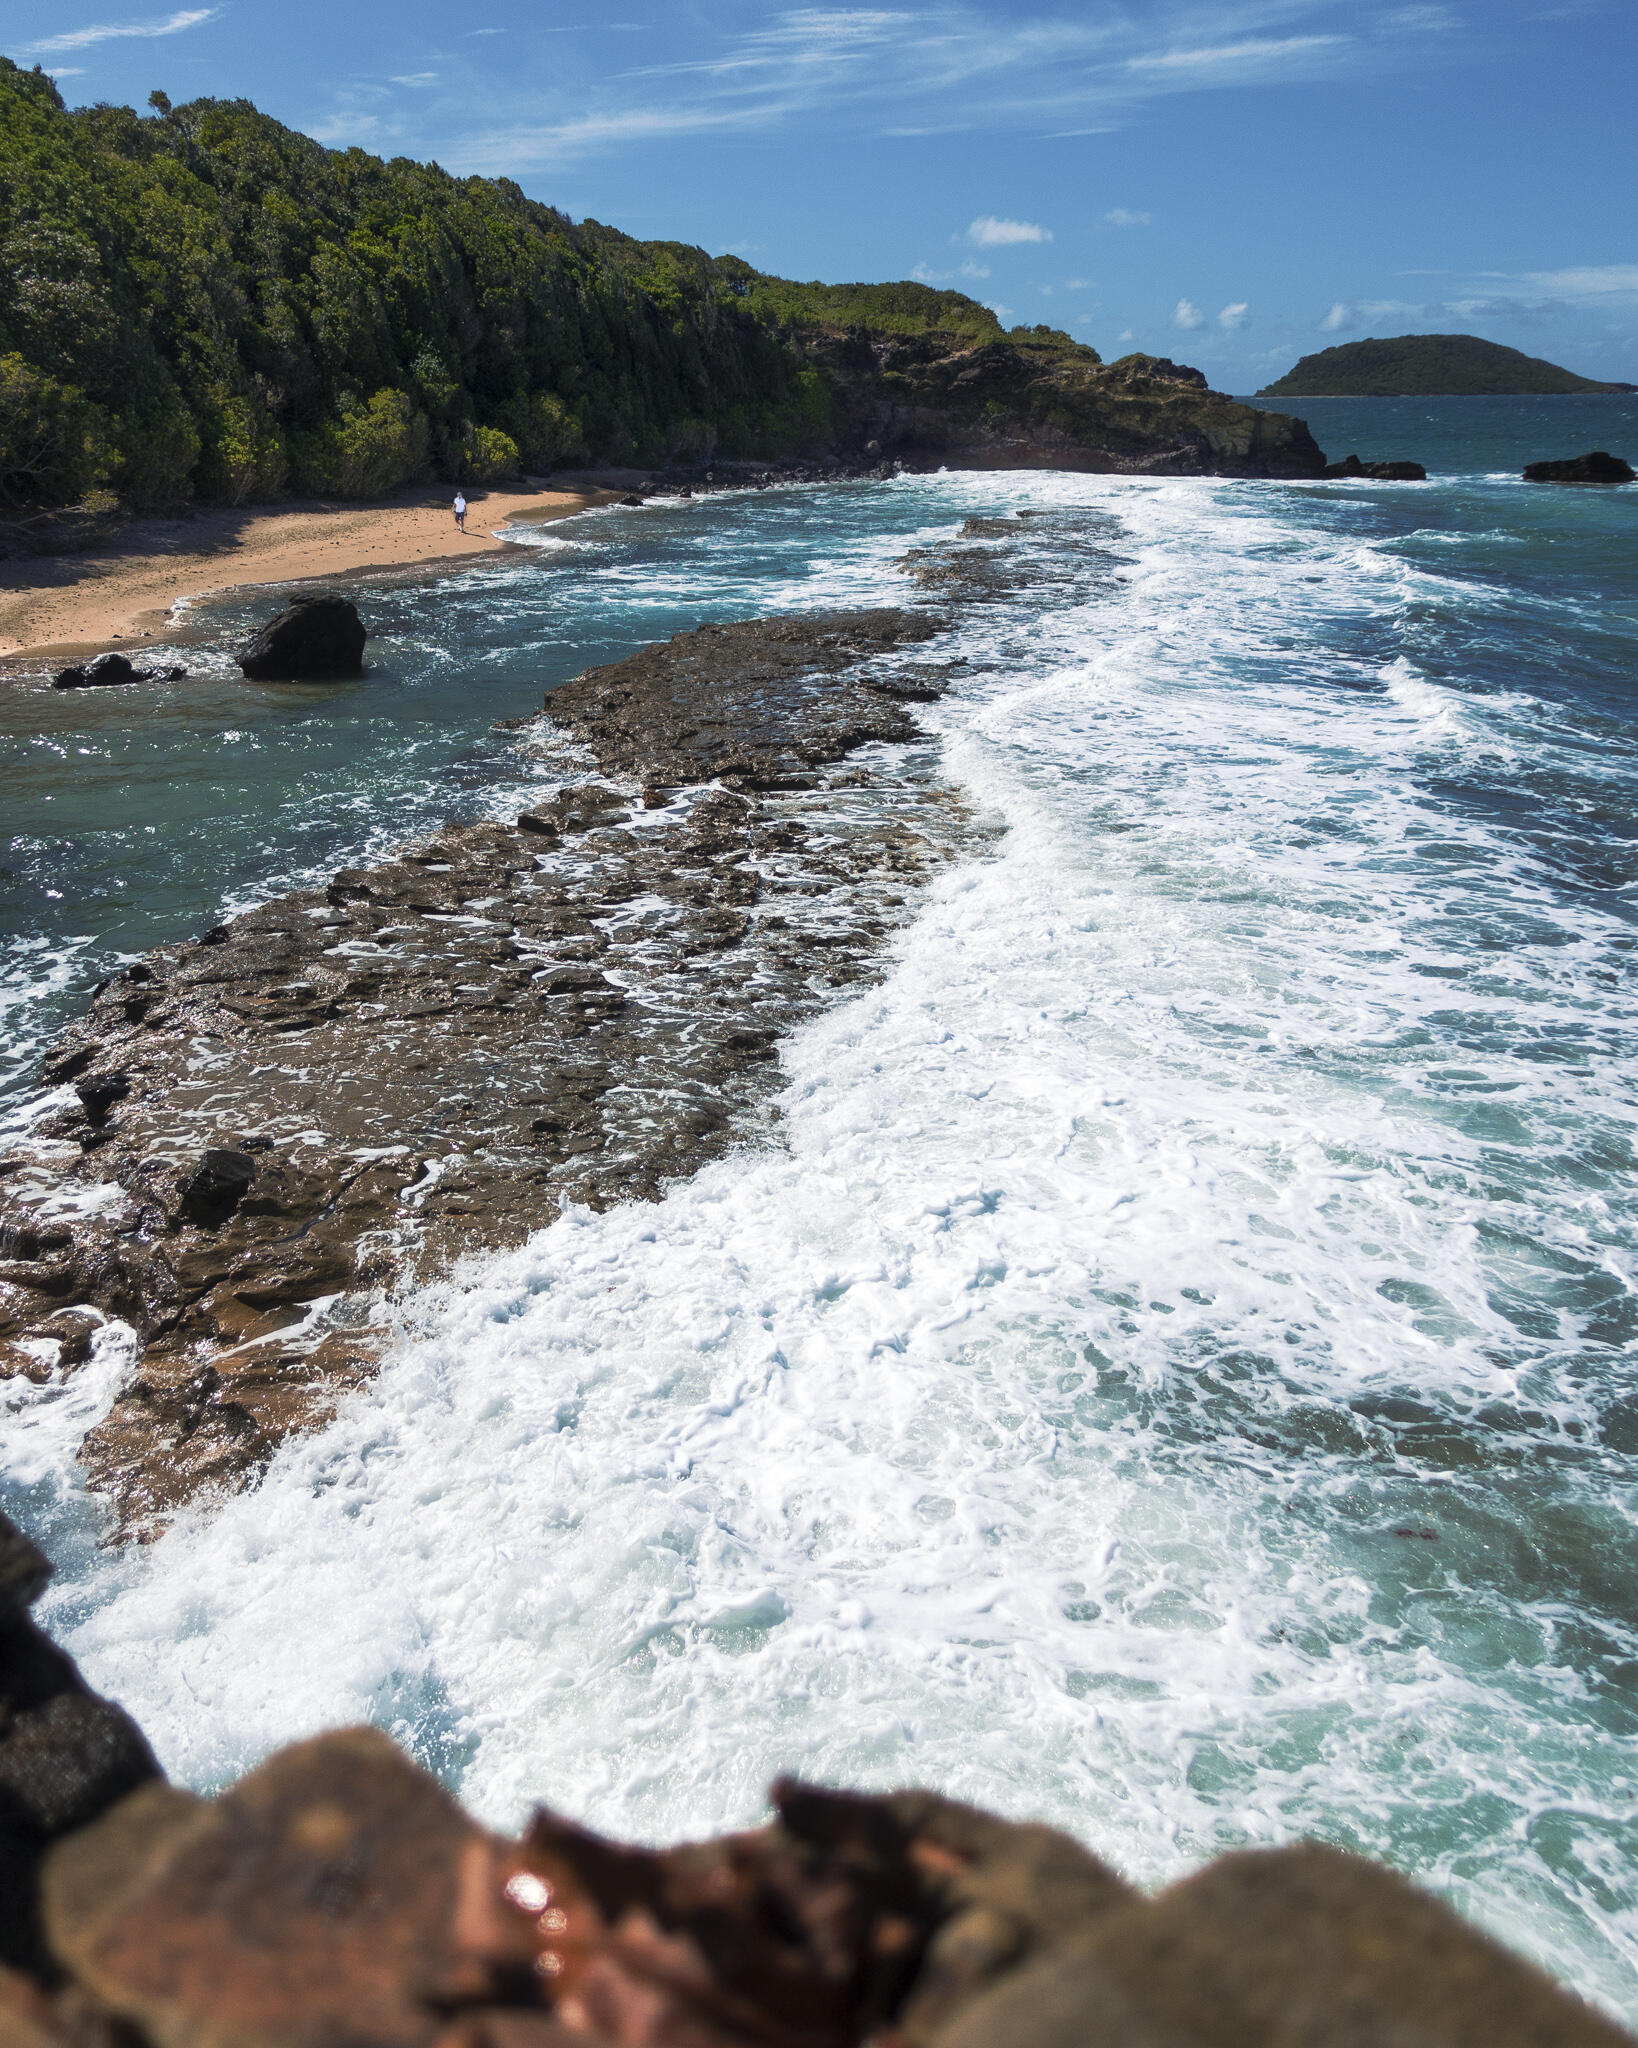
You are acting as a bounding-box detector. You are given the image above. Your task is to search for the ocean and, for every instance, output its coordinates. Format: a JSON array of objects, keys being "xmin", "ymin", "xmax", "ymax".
[{"xmin": 4, "ymin": 395, "xmax": 1636, "ymax": 2012}]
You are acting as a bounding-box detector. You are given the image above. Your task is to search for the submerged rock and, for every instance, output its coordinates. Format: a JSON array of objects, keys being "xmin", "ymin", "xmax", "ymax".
[
  {"xmin": 1522, "ymin": 450, "xmax": 1635, "ymax": 484},
  {"xmin": 52, "ymin": 653, "xmax": 187, "ymax": 691},
  {"xmin": 1322, "ymin": 453, "xmax": 1428, "ymax": 480},
  {"xmin": 237, "ymin": 593, "xmax": 367, "ymax": 681}
]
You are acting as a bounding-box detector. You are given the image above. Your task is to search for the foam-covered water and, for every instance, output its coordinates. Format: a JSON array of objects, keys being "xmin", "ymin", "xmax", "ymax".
[{"xmin": 5, "ymin": 417, "xmax": 1637, "ymax": 2013}]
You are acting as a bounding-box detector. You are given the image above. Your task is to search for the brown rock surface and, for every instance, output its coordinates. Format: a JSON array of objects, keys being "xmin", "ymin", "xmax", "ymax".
[
  {"xmin": 43, "ymin": 1729, "xmax": 492, "ymax": 2048},
  {"xmin": 0, "ymin": 607, "xmax": 987, "ymax": 1536}
]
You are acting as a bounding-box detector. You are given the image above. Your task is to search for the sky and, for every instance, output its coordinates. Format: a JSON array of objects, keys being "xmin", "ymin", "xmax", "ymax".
[{"xmin": 4, "ymin": 0, "xmax": 1635, "ymax": 388}]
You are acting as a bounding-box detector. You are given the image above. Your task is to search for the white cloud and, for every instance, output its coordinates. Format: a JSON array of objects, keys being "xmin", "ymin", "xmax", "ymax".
[
  {"xmin": 1103, "ymin": 208, "xmax": 1152, "ymax": 227},
  {"xmin": 1174, "ymin": 297, "xmax": 1206, "ymax": 330},
  {"xmin": 967, "ymin": 215, "xmax": 1051, "ymax": 247},
  {"xmin": 391, "ymin": 73, "xmax": 439, "ymax": 85},
  {"xmin": 1065, "ymin": 277, "xmax": 1092, "ymax": 290},
  {"xmin": 27, "ymin": 6, "xmax": 214, "ymax": 53},
  {"xmin": 1218, "ymin": 301, "xmax": 1250, "ymax": 329},
  {"xmin": 960, "ymin": 259, "xmax": 991, "ymax": 278},
  {"xmin": 46, "ymin": 65, "xmax": 87, "ymax": 76},
  {"xmin": 1128, "ymin": 34, "xmax": 1348, "ymax": 76},
  {"xmin": 1320, "ymin": 301, "xmax": 1358, "ymax": 331},
  {"xmin": 1118, "ymin": 328, "xmax": 1136, "ymax": 341},
  {"xmin": 1040, "ymin": 283, "xmax": 1054, "ymax": 296}
]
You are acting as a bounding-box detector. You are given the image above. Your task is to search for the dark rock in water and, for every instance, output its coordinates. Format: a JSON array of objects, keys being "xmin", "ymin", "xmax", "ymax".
[
  {"xmin": 0, "ymin": 1511, "xmax": 162, "ymax": 1980},
  {"xmin": 1522, "ymin": 450, "xmax": 1635, "ymax": 484},
  {"xmin": 617, "ymin": 493, "xmax": 645, "ymax": 507},
  {"xmin": 1323, "ymin": 453, "xmax": 1428, "ymax": 481},
  {"xmin": 175, "ymin": 1148, "xmax": 256, "ymax": 1226},
  {"xmin": 53, "ymin": 653, "xmax": 139, "ymax": 690},
  {"xmin": 237, "ymin": 593, "xmax": 366, "ymax": 681}
]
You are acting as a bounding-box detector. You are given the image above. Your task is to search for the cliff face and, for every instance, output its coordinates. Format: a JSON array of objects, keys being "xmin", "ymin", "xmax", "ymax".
[{"xmin": 799, "ymin": 336, "xmax": 1326, "ymax": 477}]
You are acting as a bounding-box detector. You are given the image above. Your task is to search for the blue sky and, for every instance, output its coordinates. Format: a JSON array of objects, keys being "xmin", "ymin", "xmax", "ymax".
[{"xmin": 6, "ymin": 0, "xmax": 1635, "ymax": 386}]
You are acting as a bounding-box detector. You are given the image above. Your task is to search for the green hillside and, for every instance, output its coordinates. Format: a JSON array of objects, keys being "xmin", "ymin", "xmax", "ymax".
[
  {"xmin": 0, "ymin": 61, "xmax": 1065, "ymax": 515},
  {"xmin": 1258, "ymin": 333, "xmax": 1621, "ymax": 398}
]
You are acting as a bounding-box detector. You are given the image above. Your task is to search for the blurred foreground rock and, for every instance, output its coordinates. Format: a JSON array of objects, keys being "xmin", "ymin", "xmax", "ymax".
[{"xmin": 4, "ymin": 1508, "xmax": 1630, "ymax": 2048}]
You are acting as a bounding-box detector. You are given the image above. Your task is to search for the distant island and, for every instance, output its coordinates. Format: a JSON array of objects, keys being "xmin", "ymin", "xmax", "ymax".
[{"xmin": 1258, "ymin": 334, "xmax": 1633, "ymax": 398}]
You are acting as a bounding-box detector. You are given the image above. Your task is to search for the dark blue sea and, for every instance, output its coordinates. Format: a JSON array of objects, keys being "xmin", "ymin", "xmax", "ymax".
[{"xmin": 4, "ymin": 396, "xmax": 1636, "ymax": 2013}]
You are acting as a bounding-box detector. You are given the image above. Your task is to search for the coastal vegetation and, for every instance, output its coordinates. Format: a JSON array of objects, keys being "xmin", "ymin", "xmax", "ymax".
[
  {"xmin": 1257, "ymin": 333, "xmax": 1627, "ymax": 397},
  {"xmin": 0, "ymin": 59, "xmax": 1088, "ymax": 516}
]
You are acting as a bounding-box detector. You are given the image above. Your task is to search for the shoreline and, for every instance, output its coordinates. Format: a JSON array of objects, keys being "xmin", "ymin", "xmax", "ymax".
[{"xmin": 0, "ymin": 480, "xmax": 616, "ymax": 665}]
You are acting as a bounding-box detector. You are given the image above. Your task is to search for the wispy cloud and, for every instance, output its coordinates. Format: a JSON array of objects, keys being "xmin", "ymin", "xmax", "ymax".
[
  {"xmin": 1103, "ymin": 207, "xmax": 1152, "ymax": 227},
  {"xmin": 1218, "ymin": 301, "xmax": 1250, "ymax": 329},
  {"xmin": 1128, "ymin": 33, "xmax": 1347, "ymax": 76},
  {"xmin": 26, "ymin": 6, "xmax": 214, "ymax": 53},
  {"xmin": 1174, "ymin": 297, "xmax": 1206, "ymax": 329},
  {"xmin": 1320, "ymin": 301, "xmax": 1357, "ymax": 331},
  {"xmin": 436, "ymin": 3, "xmax": 1458, "ymax": 171},
  {"xmin": 967, "ymin": 215, "xmax": 1050, "ymax": 246},
  {"xmin": 391, "ymin": 72, "xmax": 439, "ymax": 85}
]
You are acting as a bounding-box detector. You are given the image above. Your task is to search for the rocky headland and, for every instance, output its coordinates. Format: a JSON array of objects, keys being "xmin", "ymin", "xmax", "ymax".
[
  {"xmin": 783, "ymin": 341, "xmax": 1325, "ymax": 478},
  {"xmin": 1, "ymin": 1506, "xmax": 1631, "ymax": 2048}
]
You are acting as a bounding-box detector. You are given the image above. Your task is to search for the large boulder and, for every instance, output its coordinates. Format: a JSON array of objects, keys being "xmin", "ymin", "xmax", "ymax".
[
  {"xmin": 237, "ymin": 593, "xmax": 367, "ymax": 681},
  {"xmin": 1522, "ymin": 450, "xmax": 1635, "ymax": 484}
]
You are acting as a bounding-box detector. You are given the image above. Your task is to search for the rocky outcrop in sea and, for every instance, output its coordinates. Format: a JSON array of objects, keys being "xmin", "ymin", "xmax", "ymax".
[{"xmin": 0, "ymin": 589, "xmax": 1001, "ymax": 1536}]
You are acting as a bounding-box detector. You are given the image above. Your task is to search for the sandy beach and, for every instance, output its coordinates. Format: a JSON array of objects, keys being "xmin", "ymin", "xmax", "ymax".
[{"xmin": 0, "ymin": 480, "xmax": 610, "ymax": 664}]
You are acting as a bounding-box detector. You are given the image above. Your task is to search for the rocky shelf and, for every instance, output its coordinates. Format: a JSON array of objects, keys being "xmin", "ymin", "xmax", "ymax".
[
  {"xmin": 1, "ymin": 1508, "xmax": 1630, "ymax": 2048},
  {"xmin": 0, "ymin": 593, "xmax": 1002, "ymax": 1538}
]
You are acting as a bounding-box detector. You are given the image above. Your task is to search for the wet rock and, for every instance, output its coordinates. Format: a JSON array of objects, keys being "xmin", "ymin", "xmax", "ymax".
[
  {"xmin": 175, "ymin": 1148, "xmax": 256, "ymax": 1226},
  {"xmin": 1522, "ymin": 450, "xmax": 1635, "ymax": 484},
  {"xmin": 52, "ymin": 653, "xmax": 138, "ymax": 691},
  {"xmin": 1323, "ymin": 453, "xmax": 1429, "ymax": 480},
  {"xmin": 72, "ymin": 1074, "xmax": 129, "ymax": 1126},
  {"xmin": 0, "ymin": 1511, "xmax": 162, "ymax": 1980},
  {"xmin": 238, "ymin": 592, "xmax": 367, "ymax": 681},
  {"xmin": 51, "ymin": 654, "xmax": 183, "ymax": 691}
]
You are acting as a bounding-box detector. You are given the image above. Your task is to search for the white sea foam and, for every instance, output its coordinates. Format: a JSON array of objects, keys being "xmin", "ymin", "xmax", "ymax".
[{"xmin": 23, "ymin": 469, "xmax": 1638, "ymax": 2016}]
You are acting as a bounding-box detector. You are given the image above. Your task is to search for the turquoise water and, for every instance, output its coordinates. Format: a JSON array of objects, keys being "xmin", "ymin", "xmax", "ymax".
[{"xmin": 4, "ymin": 402, "xmax": 1637, "ymax": 2014}]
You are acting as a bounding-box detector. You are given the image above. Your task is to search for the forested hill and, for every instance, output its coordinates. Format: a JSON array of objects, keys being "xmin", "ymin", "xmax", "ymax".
[
  {"xmin": 0, "ymin": 60, "xmax": 1045, "ymax": 513},
  {"xmin": 1258, "ymin": 333, "xmax": 1626, "ymax": 397},
  {"xmin": 1, "ymin": 61, "xmax": 1330, "ymax": 514}
]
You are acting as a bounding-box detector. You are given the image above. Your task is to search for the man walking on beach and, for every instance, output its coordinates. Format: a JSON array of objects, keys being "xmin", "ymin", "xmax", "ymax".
[{"xmin": 453, "ymin": 490, "xmax": 467, "ymax": 533}]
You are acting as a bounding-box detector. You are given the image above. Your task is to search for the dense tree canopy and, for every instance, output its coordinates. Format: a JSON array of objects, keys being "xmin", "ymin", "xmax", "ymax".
[{"xmin": 0, "ymin": 61, "xmax": 1044, "ymax": 512}]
